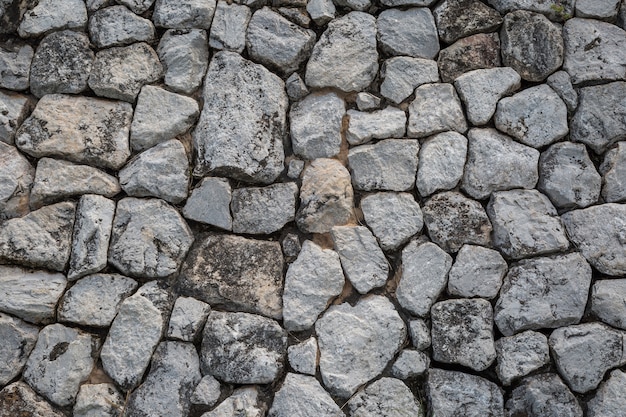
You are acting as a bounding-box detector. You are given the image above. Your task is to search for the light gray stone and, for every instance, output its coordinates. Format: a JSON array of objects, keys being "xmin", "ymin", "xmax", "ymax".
[
  {"xmin": 73, "ymin": 384, "xmax": 124, "ymax": 417},
  {"xmin": 454, "ymin": 67, "xmax": 521, "ymax": 125},
  {"xmin": 391, "ymin": 349, "xmax": 429, "ymax": 380},
  {"xmin": 538, "ymin": 141, "xmax": 601, "ymax": 209},
  {"xmin": 68, "ymin": 195, "xmax": 115, "ymax": 281},
  {"xmin": 587, "ymin": 369, "xmax": 626, "ymax": 417},
  {"xmin": 0, "ymin": 382, "xmax": 64, "ymax": 417},
  {"xmin": 547, "ymin": 70, "xmax": 578, "ymax": 112},
  {"xmin": 287, "ymin": 159, "xmax": 304, "ymax": 179},
  {"xmin": 269, "ymin": 373, "xmax": 341, "ymax": 417},
  {"xmin": 495, "ymin": 330, "xmax": 550, "ymax": 386},
  {"xmin": 191, "ymin": 375, "xmax": 221, "ymax": 407},
  {"xmin": 290, "ymin": 92, "xmax": 345, "ymax": 159},
  {"xmin": 408, "ymin": 83, "xmax": 467, "ymax": 138},
  {"xmin": 285, "ymin": 72, "xmax": 308, "ymax": 102},
  {"xmin": 486, "ymin": 0, "xmax": 575, "ymax": 20},
  {"xmin": 377, "ymin": 8, "xmax": 439, "ymax": 59},
  {"xmin": 278, "ymin": 6, "xmax": 310, "ymax": 27},
  {"xmin": 380, "ymin": 56, "xmax": 439, "ymax": 104},
  {"xmin": 601, "ymin": 142, "xmax": 626, "ymax": 202},
  {"xmin": 0, "ymin": 313, "xmax": 38, "ymax": 386},
  {"xmin": 108, "ymin": 197, "xmax": 194, "ymax": 279},
  {"xmin": 360, "ymin": 192, "xmax": 423, "ymax": 251},
  {"xmin": 0, "ymin": 142, "xmax": 33, "ymax": 220},
  {"xmin": 283, "ymin": 240, "xmax": 344, "ymax": 331},
  {"xmin": 193, "ymin": 51, "xmax": 287, "ymax": 183},
  {"xmin": 348, "ymin": 139, "xmax": 420, "ymax": 191},
  {"xmin": 348, "ymin": 378, "xmax": 423, "ymax": 417},
  {"xmin": 89, "ymin": 5, "xmax": 155, "ymax": 48},
  {"xmin": 316, "ymin": 295, "xmax": 406, "ymax": 398},
  {"xmin": 591, "ymin": 279, "xmax": 626, "ymax": 330},
  {"xmin": 287, "ymin": 337, "xmax": 317, "ymax": 376},
  {"xmin": 438, "ymin": 32, "xmax": 502, "ymax": 83},
  {"xmin": 0, "ymin": 40, "xmax": 33, "ymax": 91},
  {"xmin": 355, "ymin": 92, "xmax": 380, "ymax": 111},
  {"xmin": 333, "ymin": 0, "xmax": 370, "ymax": 11},
  {"xmin": 58, "ymin": 274, "xmax": 138, "ymax": 327},
  {"xmin": 409, "ymin": 319, "xmax": 431, "ymax": 350},
  {"xmin": 202, "ymin": 387, "xmax": 266, "ymax": 417},
  {"xmin": 16, "ymin": 94, "xmax": 132, "ymax": 170},
  {"xmin": 433, "ymin": 0, "xmax": 503, "ymax": 44},
  {"xmin": 575, "ymin": 0, "xmax": 620, "ymax": 20},
  {"xmin": 448, "ymin": 245, "xmax": 507, "ymax": 299},
  {"xmin": 346, "ymin": 106, "xmax": 406, "ymax": 145},
  {"xmin": 396, "ymin": 241, "xmax": 452, "ymax": 317},
  {"xmin": 307, "ymin": 0, "xmax": 335, "ymax": 25},
  {"xmin": 167, "ymin": 296, "xmax": 211, "ymax": 342},
  {"xmin": 209, "ymin": 1, "xmax": 251, "ymax": 52},
  {"xmin": 18, "ymin": 0, "xmax": 87, "ymax": 38},
  {"xmin": 117, "ymin": 0, "xmax": 154, "ymax": 14},
  {"xmin": 182, "ymin": 177, "xmax": 232, "ymax": 230},
  {"xmin": 0, "ymin": 90, "xmax": 32, "ymax": 145},
  {"xmin": 505, "ymin": 373, "xmax": 583, "ymax": 417},
  {"xmin": 153, "ymin": 0, "xmax": 217, "ymax": 29},
  {"xmin": 158, "ymin": 28, "xmax": 209, "ymax": 94},
  {"xmin": 494, "ymin": 253, "xmax": 591, "ymax": 336},
  {"xmin": 305, "ymin": 11, "xmax": 378, "ymax": 92}
]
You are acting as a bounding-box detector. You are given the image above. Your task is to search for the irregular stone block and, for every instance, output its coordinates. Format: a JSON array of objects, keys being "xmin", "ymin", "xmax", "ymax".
[
  {"xmin": 408, "ymin": 83, "xmax": 467, "ymax": 138},
  {"xmin": 231, "ymin": 182, "xmax": 298, "ymax": 234},
  {"xmin": 447, "ymin": 244, "xmax": 507, "ymax": 299},
  {"xmin": 166, "ymin": 296, "xmax": 211, "ymax": 342},
  {"xmin": 0, "ymin": 313, "xmax": 39, "ymax": 386},
  {"xmin": 495, "ymin": 330, "xmax": 550, "ymax": 385},
  {"xmin": 182, "ymin": 177, "xmax": 232, "ymax": 230},
  {"xmin": 158, "ymin": 28, "xmax": 209, "ymax": 94}
]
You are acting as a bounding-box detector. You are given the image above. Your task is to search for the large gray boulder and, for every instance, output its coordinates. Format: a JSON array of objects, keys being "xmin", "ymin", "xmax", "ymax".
[{"xmin": 209, "ymin": 1, "xmax": 251, "ymax": 52}]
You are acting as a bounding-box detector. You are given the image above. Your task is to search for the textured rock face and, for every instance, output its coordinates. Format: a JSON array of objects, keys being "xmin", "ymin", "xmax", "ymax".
[
  {"xmin": 73, "ymin": 384, "xmax": 124, "ymax": 417},
  {"xmin": 601, "ymin": 142, "xmax": 626, "ymax": 203},
  {"xmin": 0, "ymin": 90, "xmax": 32, "ymax": 145},
  {"xmin": 361, "ymin": 192, "xmax": 423, "ymax": 250},
  {"xmin": 18, "ymin": 0, "xmax": 87, "ymax": 38},
  {"xmin": 88, "ymin": 5, "xmax": 155, "ymax": 48},
  {"xmin": 269, "ymin": 373, "xmax": 342, "ymax": 417},
  {"xmin": 438, "ymin": 32, "xmax": 501, "ymax": 82},
  {"xmin": 203, "ymin": 387, "xmax": 267, "ymax": 417},
  {"xmin": 0, "ymin": 40, "xmax": 33, "ymax": 91},
  {"xmin": 447, "ymin": 245, "xmax": 506, "ymax": 299},
  {"xmin": 287, "ymin": 338, "xmax": 318, "ymax": 376},
  {"xmin": 495, "ymin": 330, "xmax": 550, "ymax": 386},
  {"xmin": 0, "ymin": 313, "xmax": 39, "ymax": 386},
  {"xmin": 0, "ymin": 382, "xmax": 65, "ymax": 417},
  {"xmin": 505, "ymin": 373, "xmax": 583, "ymax": 417},
  {"xmin": 167, "ymin": 296, "xmax": 211, "ymax": 342},
  {"xmin": 183, "ymin": 177, "xmax": 232, "ymax": 229},
  {"xmin": 433, "ymin": 0, "xmax": 502, "ymax": 44},
  {"xmin": 157, "ymin": 28, "xmax": 209, "ymax": 94},
  {"xmin": 591, "ymin": 279, "xmax": 626, "ymax": 330},
  {"xmin": 232, "ymin": 183, "xmax": 298, "ymax": 234},
  {"xmin": 380, "ymin": 57, "xmax": 439, "ymax": 104},
  {"xmin": 588, "ymin": 370, "xmax": 626, "ymax": 417},
  {"xmin": 348, "ymin": 378, "xmax": 423, "ymax": 417},
  {"xmin": 346, "ymin": 106, "xmax": 406, "ymax": 145},
  {"xmin": 0, "ymin": 142, "xmax": 33, "ymax": 220},
  {"xmin": 408, "ymin": 83, "xmax": 467, "ymax": 138},
  {"xmin": 377, "ymin": 8, "xmax": 439, "ymax": 59},
  {"xmin": 153, "ymin": 0, "xmax": 217, "ymax": 29}
]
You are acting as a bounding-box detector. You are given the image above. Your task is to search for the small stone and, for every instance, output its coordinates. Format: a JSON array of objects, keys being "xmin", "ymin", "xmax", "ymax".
[
  {"xmin": 0, "ymin": 90, "xmax": 32, "ymax": 145},
  {"xmin": 86, "ymin": 0, "xmax": 116, "ymax": 11},
  {"xmin": 287, "ymin": 337, "xmax": 318, "ymax": 376},
  {"xmin": 0, "ymin": 40, "xmax": 33, "ymax": 91},
  {"xmin": 73, "ymin": 384, "xmax": 124, "ymax": 417},
  {"xmin": 591, "ymin": 279, "xmax": 626, "ymax": 330},
  {"xmin": 396, "ymin": 241, "xmax": 452, "ymax": 317},
  {"xmin": 307, "ymin": 0, "xmax": 335, "ymax": 25},
  {"xmin": 355, "ymin": 92, "xmax": 380, "ymax": 111},
  {"xmin": 0, "ymin": 142, "xmax": 33, "ymax": 220},
  {"xmin": 178, "ymin": 234, "xmax": 283, "ymax": 319},
  {"xmin": 203, "ymin": 387, "xmax": 266, "ymax": 417},
  {"xmin": 348, "ymin": 139, "xmax": 420, "ymax": 192},
  {"xmin": 269, "ymin": 373, "xmax": 341, "ymax": 417},
  {"xmin": 117, "ymin": 0, "xmax": 154, "ymax": 14},
  {"xmin": 505, "ymin": 373, "xmax": 583, "ymax": 417},
  {"xmin": 587, "ymin": 369, "xmax": 626, "ymax": 417},
  {"xmin": 333, "ymin": 0, "xmax": 370, "ymax": 11},
  {"xmin": 24, "ymin": 324, "xmax": 99, "ymax": 406},
  {"xmin": 0, "ymin": 313, "xmax": 38, "ymax": 386},
  {"xmin": 423, "ymin": 191, "xmax": 492, "ymax": 253},
  {"xmin": 447, "ymin": 245, "xmax": 507, "ymax": 299},
  {"xmin": 360, "ymin": 192, "xmax": 423, "ymax": 251},
  {"xmin": 546, "ymin": 70, "xmax": 578, "ymax": 112},
  {"xmin": 538, "ymin": 142, "xmax": 601, "ymax": 209},
  {"xmin": 454, "ymin": 67, "xmax": 521, "ymax": 125},
  {"xmin": 346, "ymin": 106, "xmax": 406, "ymax": 145},
  {"xmin": 0, "ymin": 382, "xmax": 64, "ymax": 417},
  {"xmin": 380, "ymin": 57, "xmax": 439, "ymax": 104},
  {"xmin": 296, "ymin": 158, "xmax": 354, "ymax": 233},
  {"xmin": 285, "ymin": 73, "xmax": 308, "ymax": 102},
  {"xmin": 283, "ymin": 240, "xmax": 344, "ymax": 331},
  {"xmin": 494, "ymin": 253, "xmax": 591, "ymax": 336},
  {"xmin": 209, "ymin": 1, "xmax": 251, "ymax": 53},
  {"xmin": 108, "ymin": 198, "xmax": 194, "ymax": 279},
  {"xmin": 191, "ymin": 375, "xmax": 221, "ymax": 407},
  {"xmin": 486, "ymin": 0, "xmax": 575, "ymax": 21},
  {"xmin": 153, "ymin": 0, "xmax": 217, "ymax": 29},
  {"xmin": 290, "ymin": 92, "xmax": 345, "ymax": 159},
  {"xmin": 601, "ymin": 142, "xmax": 626, "ymax": 202},
  {"xmin": 201, "ymin": 311, "xmax": 287, "ymax": 384},
  {"xmin": 167, "ymin": 296, "xmax": 211, "ymax": 342},
  {"xmin": 462, "ymin": 128, "xmax": 539, "ymax": 200},
  {"xmin": 15, "ymin": 94, "xmax": 132, "ymax": 170},
  {"xmin": 316, "ymin": 296, "xmax": 406, "ymax": 398},
  {"xmin": 377, "ymin": 8, "xmax": 439, "ymax": 59},
  {"xmin": 381, "ymin": 0, "xmax": 436, "ymax": 5},
  {"xmin": 305, "ymin": 11, "xmax": 378, "ymax": 92},
  {"xmin": 0, "ymin": 202, "xmax": 75, "ymax": 271},
  {"xmin": 438, "ymin": 32, "xmax": 501, "ymax": 82},
  {"xmin": 183, "ymin": 177, "xmax": 232, "ymax": 230},
  {"xmin": 408, "ymin": 319, "xmax": 431, "ymax": 350},
  {"xmin": 495, "ymin": 84, "xmax": 569, "ymax": 148},
  {"xmin": 427, "ymin": 368, "xmax": 504, "ymax": 417},
  {"xmin": 347, "ymin": 378, "xmax": 423, "ymax": 417},
  {"xmin": 433, "ymin": 0, "xmax": 503, "ymax": 44},
  {"xmin": 158, "ymin": 28, "xmax": 209, "ymax": 94},
  {"xmin": 408, "ymin": 83, "xmax": 467, "ymax": 138},
  {"xmin": 57, "ymin": 274, "xmax": 138, "ymax": 327},
  {"xmin": 391, "ymin": 350, "xmax": 429, "ymax": 379},
  {"xmin": 287, "ymin": 160, "xmax": 304, "ymax": 180},
  {"xmin": 18, "ymin": 0, "xmax": 87, "ymax": 38},
  {"xmin": 281, "ymin": 232, "xmax": 301, "ymax": 258},
  {"xmin": 88, "ymin": 5, "xmax": 155, "ymax": 48},
  {"xmin": 495, "ymin": 330, "xmax": 550, "ymax": 385},
  {"xmin": 575, "ymin": 0, "xmax": 619, "ymax": 20},
  {"xmin": 277, "ymin": 8, "xmax": 310, "ymax": 28}
]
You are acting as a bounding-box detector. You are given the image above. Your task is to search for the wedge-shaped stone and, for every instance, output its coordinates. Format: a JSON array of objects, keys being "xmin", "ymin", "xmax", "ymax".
[
  {"xmin": 447, "ymin": 245, "xmax": 507, "ymax": 299},
  {"xmin": 182, "ymin": 177, "xmax": 232, "ymax": 230},
  {"xmin": 269, "ymin": 373, "xmax": 342, "ymax": 417},
  {"xmin": 416, "ymin": 132, "xmax": 467, "ymax": 197},
  {"xmin": 601, "ymin": 142, "xmax": 626, "ymax": 203},
  {"xmin": 167, "ymin": 296, "xmax": 211, "ymax": 342},
  {"xmin": 0, "ymin": 313, "xmax": 39, "ymax": 386},
  {"xmin": 0, "ymin": 142, "xmax": 33, "ymax": 220},
  {"xmin": 158, "ymin": 28, "xmax": 209, "ymax": 94},
  {"xmin": 408, "ymin": 83, "xmax": 467, "ymax": 138},
  {"xmin": 438, "ymin": 32, "xmax": 501, "ymax": 83},
  {"xmin": 495, "ymin": 330, "xmax": 550, "ymax": 386},
  {"xmin": 0, "ymin": 40, "xmax": 33, "ymax": 91},
  {"xmin": 434, "ymin": 0, "xmax": 502, "ymax": 44},
  {"xmin": 380, "ymin": 56, "xmax": 439, "ymax": 104},
  {"xmin": 231, "ymin": 182, "xmax": 298, "ymax": 234}
]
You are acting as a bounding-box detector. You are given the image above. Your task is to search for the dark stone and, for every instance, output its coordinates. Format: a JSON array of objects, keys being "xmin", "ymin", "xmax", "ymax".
[
  {"xmin": 434, "ymin": 0, "xmax": 503, "ymax": 44},
  {"xmin": 438, "ymin": 32, "xmax": 501, "ymax": 82},
  {"xmin": 505, "ymin": 373, "xmax": 583, "ymax": 417}
]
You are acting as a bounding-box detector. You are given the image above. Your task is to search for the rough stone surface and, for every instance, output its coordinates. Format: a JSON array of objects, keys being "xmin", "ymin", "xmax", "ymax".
[
  {"xmin": 117, "ymin": 0, "xmax": 154, "ymax": 14},
  {"xmin": 0, "ymin": 90, "xmax": 32, "ymax": 145},
  {"xmin": 167, "ymin": 296, "xmax": 211, "ymax": 342},
  {"xmin": 287, "ymin": 337, "xmax": 318, "ymax": 376},
  {"xmin": 408, "ymin": 83, "xmax": 467, "ymax": 138},
  {"xmin": 495, "ymin": 330, "xmax": 550, "ymax": 385},
  {"xmin": 355, "ymin": 92, "xmax": 379, "ymax": 110},
  {"xmin": 601, "ymin": 142, "xmax": 626, "ymax": 203},
  {"xmin": 547, "ymin": 70, "xmax": 578, "ymax": 112},
  {"xmin": 18, "ymin": 0, "xmax": 87, "ymax": 38},
  {"xmin": 153, "ymin": 0, "xmax": 217, "ymax": 29},
  {"xmin": 380, "ymin": 56, "xmax": 440, "ymax": 104},
  {"xmin": 269, "ymin": 373, "xmax": 342, "ymax": 417},
  {"xmin": 347, "ymin": 378, "xmax": 423, "ymax": 417},
  {"xmin": 209, "ymin": 1, "xmax": 251, "ymax": 53},
  {"xmin": 434, "ymin": 0, "xmax": 503, "ymax": 44},
  {"xmin": 158, "ymin": 28, "xmax": 209, "ymax": 94},
  {"xmin": 285, "ymin": 72, "xmax": 309, "ymax": 102},
  {"xmin": 0, "ymin": 142, "xmax": 33, "ymax": 220},
  {"xmin": 191, "ymin": 375, "xmax": 221, "ymax": 407},
  {"xmin": 391, "ymin": 349, "xmax": 429, "ymax": 379},
  {"xmin": 447, "ymin": 244, "xmax": 507, "ymax": 299},
  {"xmin": 592, "ymin": 279, "xmax": 626, "ymax": 330},
  {"xmin": 486, "ymin": 0, "xmax": 575, "ymax": 20},
  {"xmin": 182, "ymin": 177, "xmax": 232, "ymax": 230},
  {"xmin": 73, "ymin": 383, "xmax": 124, "ymax": 417},
  {"xmin": 377, "ymin": 8, "xmax": 439, "ymax": 59},
  {"xmin": 505, "ymin": 373, "xmax": 583, "ymax": 417},
  {"xmin": 576, "ymin": 0, "xmax": 620, "ymax": 21},
  {"xmin": 203, "ymin": 387, "xmax": 266, "ymax": 417},
  {"xmin": 0, "ymin": 313, "xmax": 39, "ymax": 386},
  {"xmin": 307, "ymin": 0, "xmax": 335, "ymax": 26},
  {"xmin": 0, "ymin": 382, "xmax": 65, "ymax": 417},
  {"xmin": 587, "ymin": 370, "xmax": 626, "ymax": 417},
  {"xmin": 88, "ymin": 5, "xmax": 155, "ymax": 48},
  {"xmin": 409, "ymin": 319, "xmax": 431, "ymax": 350},
  {"xmin": 346, "ymin": 106, "xmax": 406, "ymax": 146},
  {"xmin": 0, "ymin": 40, "xmax": 33, "ymax": 91},
  {"xmin": 438, "ymin": 32, "xmax": 501, "ymax": 83}
]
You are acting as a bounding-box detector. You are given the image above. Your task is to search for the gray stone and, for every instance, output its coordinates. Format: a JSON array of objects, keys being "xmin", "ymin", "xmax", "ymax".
[
  {"xmin": 270, "ymin": 374, "xmax": 341, "ymax": 417},
  {"xmin": 334, "ymin": 0, "xmax": 370, "ymax": 11},
  {"xmin": 158, "ymin": 28, "xmax": 209, "ymax": 94},
  {"xmin": 209, "ymin": 1, "xmax": 251, "ymax": 53},
  {"xmin": 447, "ymin": 244, "xmax": 507, "ymax": 299},
  {"xmin": 178, "ymin": 234, "xmax": 283, "ymax": 319},
  {"xmin": 305, "ymin": 11, "xmax": 378, "ymax": 92},
  {"xmin": 58, "ymin": 274, "xmax": 138, "ymax": 327},
  {"xmin": 0, "ymin": 40, "xmax": 33, "ymax": 91},
  {"xmin": 381, "ymin": 0, "xmax": 436, "ymax": 5},
  {"xmin": 591, "ymin": 279, "xmax": 626, "ymax": 330},
  {"xmin": 68, "ymin": 195, "xmax": 115, "ymax": 281},
  {"xmin": 462, "ymin": 128, "xmax": 539, "ymax": 200},
  {"xmin": 87, "ymin": 0, "xmax": 116, "ymax": 11},
  {"xmin": 30, "ymin": 30, "xmax": 94, "ymax": 98},
  {"xmin": 23, "ymin": 324, "xmax": 99, "ymax": 406},
  {"xmin": 0, "ymin": 90, "xmax": 32, "ymax": 145},
  {"xmin": 347, "ymin": 378, "xmax": 423, "ymax": 417},
  {"xmin": 391, "ymin": 349, "xmax": 429, "ymax": 379},
  {"xmin": 307, "ymin": 0, "xmax": 335, "ymax": 25},
  {"xmin": 505, "ymin": 373, "xmax": 583, "ymax": 417},
  {"xmin": 434, "ymin": 0, "xmax": 503, "ymax": 44},
  {"xmin": 0, "ymin": 202, "xmax": 75, "ymax": 272},
  {"xmin": 380, "ymin": 57, "xmax": 439, "ymax": 104},
  {"xmin": 562, "ymin": 203, "xmax": 626, "ymax": 276},
  {"xmin": 495, "ymin": 330, "xmax": 550, "ymax": 385},
  {"xmin": 73, "ymin": 384, "xmax": 124, "ymax": 417},
  {"xmin": 438, "ymin": 32, "xmax": 501, "ymax": 83},
  {"xmin": 201, "ymin": 311, "xmax": 287, "ymax": 384},
  {"xmin": 316, "ymin": 296, "xmax": 406, "ymax": 398},
  {"xmin": 88, "ymin": 5, "xmax": 155, "ymax": 48},
  {"xmin": 409, "ymin": 319, "xmax": 431, "ymax": 350},
  {"xmin": 486, "ymin": 0, "xmax": 575, "ymax": 21},
  {"xmin": 494, "ymin": 253, "xmax": 591, "ymax": 336},
  {"xmin": 182, "ymin": 177, "xmax": 232, "ymax": 230},
  {"xmin": 348, "ymin": 139, "xmax": 420, "ymax": 192},
  {"xmin": 191, "ymin": 375, "xmax": 221, "ymax": 407},
  {"xmin": 601, "ymin": 142, "xmax": 626, "ymax": 202},
  {"xmin": 287, "ymin": 159, "xmax": 304, "ymax": 179},
  {"xmin": 427, "ymin": 368, "xmax": 504, "ymax": 417},
  {"xmin": 454, "ymin": 67, "xmax": 521, "ymax": 125},
  {"xmin": 167, "ymin": 296, "xmax": 211, "ymax": 342},
  {"xmin": 100, "ymin": 281, "xmax": 170, "ymax": 390},
  {"xmin": 281, "ymin": 232, "xmax": 301, "ymax": 259},
  {"xmin": 117, "ymin": 0, "xmax": 154, "ymax": 14},
  {"xmin": 202, "ymin": 387, "xmax": 266, "ymax": 417},
  {"xmin": 0, "ymin": 313, "xmax": 38, "ymax": 386},
  {"xmin": 0, "ymin": 266, "xmax": 66, "ymax": 324},
  {"xmin": 246, "ymin": 7, "xmax": 315, "ymax": 75},
  {"xmin": 575, "ymin": 0, "xmax": 620, "ymax": 20},
  {"xmin": 285, "ymin": 72, "xmax": 309, "ymax": 102},
  {"xmin": 346, "ymin": 106, "xmax": 406, "ymax": 145},
  {"xmin": 396, "ymin": 241, "xmax": 452, "ymax": 317},
  {"xmin": 570, "ymin": 82, "xmax": 626, "ymax": 154},
  {"xmin": 377, "ymin": 8, "xmax": 439, "ymax": 59},
  {"xmin": 495, "ymin": 84, "xmax": 568, "ymax": 148},
  {"xmin": 408, "ymin": 83, "xmax": 467, "ymax": 138},
  {"xmin": 355, "ymin": 92, "xmax": 380, "ymax": 111},
  {"xmin": 108, "ymin": 198, "xmax": 194, "ymax": 279},
  {"xmin": 193, "ymin": 51, "xmax": 287, "ymax": 183},
  {"xmin": 18, "ymin": 0, "xmax": 87, "ymax": 38},
  {"xmin": 277, "ymin": 7, "xmax": 310, "ymax": 28},
  {"xmin": 283, "ymin": 240, "xmax": 344, "ymax": 331},
  {"xmin": 290, "ymin": 92, "xmax": 345, "ymax": 159},
  {"xmin": 153, "ymin": 0, "xmax": 217, "ymax": 29},
  {"xmin": 360, "ymin": 192, "xmax": 423, "ymax": 251},
  {"xmin": 563, "ymin": 18, "xmax": 626, "ymax": 85},
  {"xmin": 538, "ymin": 141, "xmax": 601, "ymax": 209},
  {"xmin": 546, "ymin": 70, "xmax": 578, "ymax": 112},
  {"xmin": 30, "ymin": 158, "xmax": 120, "ymax": 210},
  {"xmin": 124, "ymin": 341, "xmax": 201, "ymax": 417},
  {"xmin": 287, "ymin": 337, "xmax": 317, "ymax": 376},
  {"xmin": 0, "ymin": 142, "xmax": 33, "ymax": 220},
  {"xmin": 423, "ymin": 191, "xmax": 492, "ymax": 253},
  {"xmin": 0, "ymin": 382, "xmax": 64, "ymax": 417},
  {"xmin": 296, "ymin": 158, "xmax": 354, "ymax": 233},
  {"xmin": 0, "ymin": 0, "xmax": 27, "ymax": 34},
  {"xmin": 587, "ymin": 369, "xmax": 626, "ymax": 417},
  {"xmin": 550, "ymin": 322, "xmax": 626, "ymax": 393}
]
